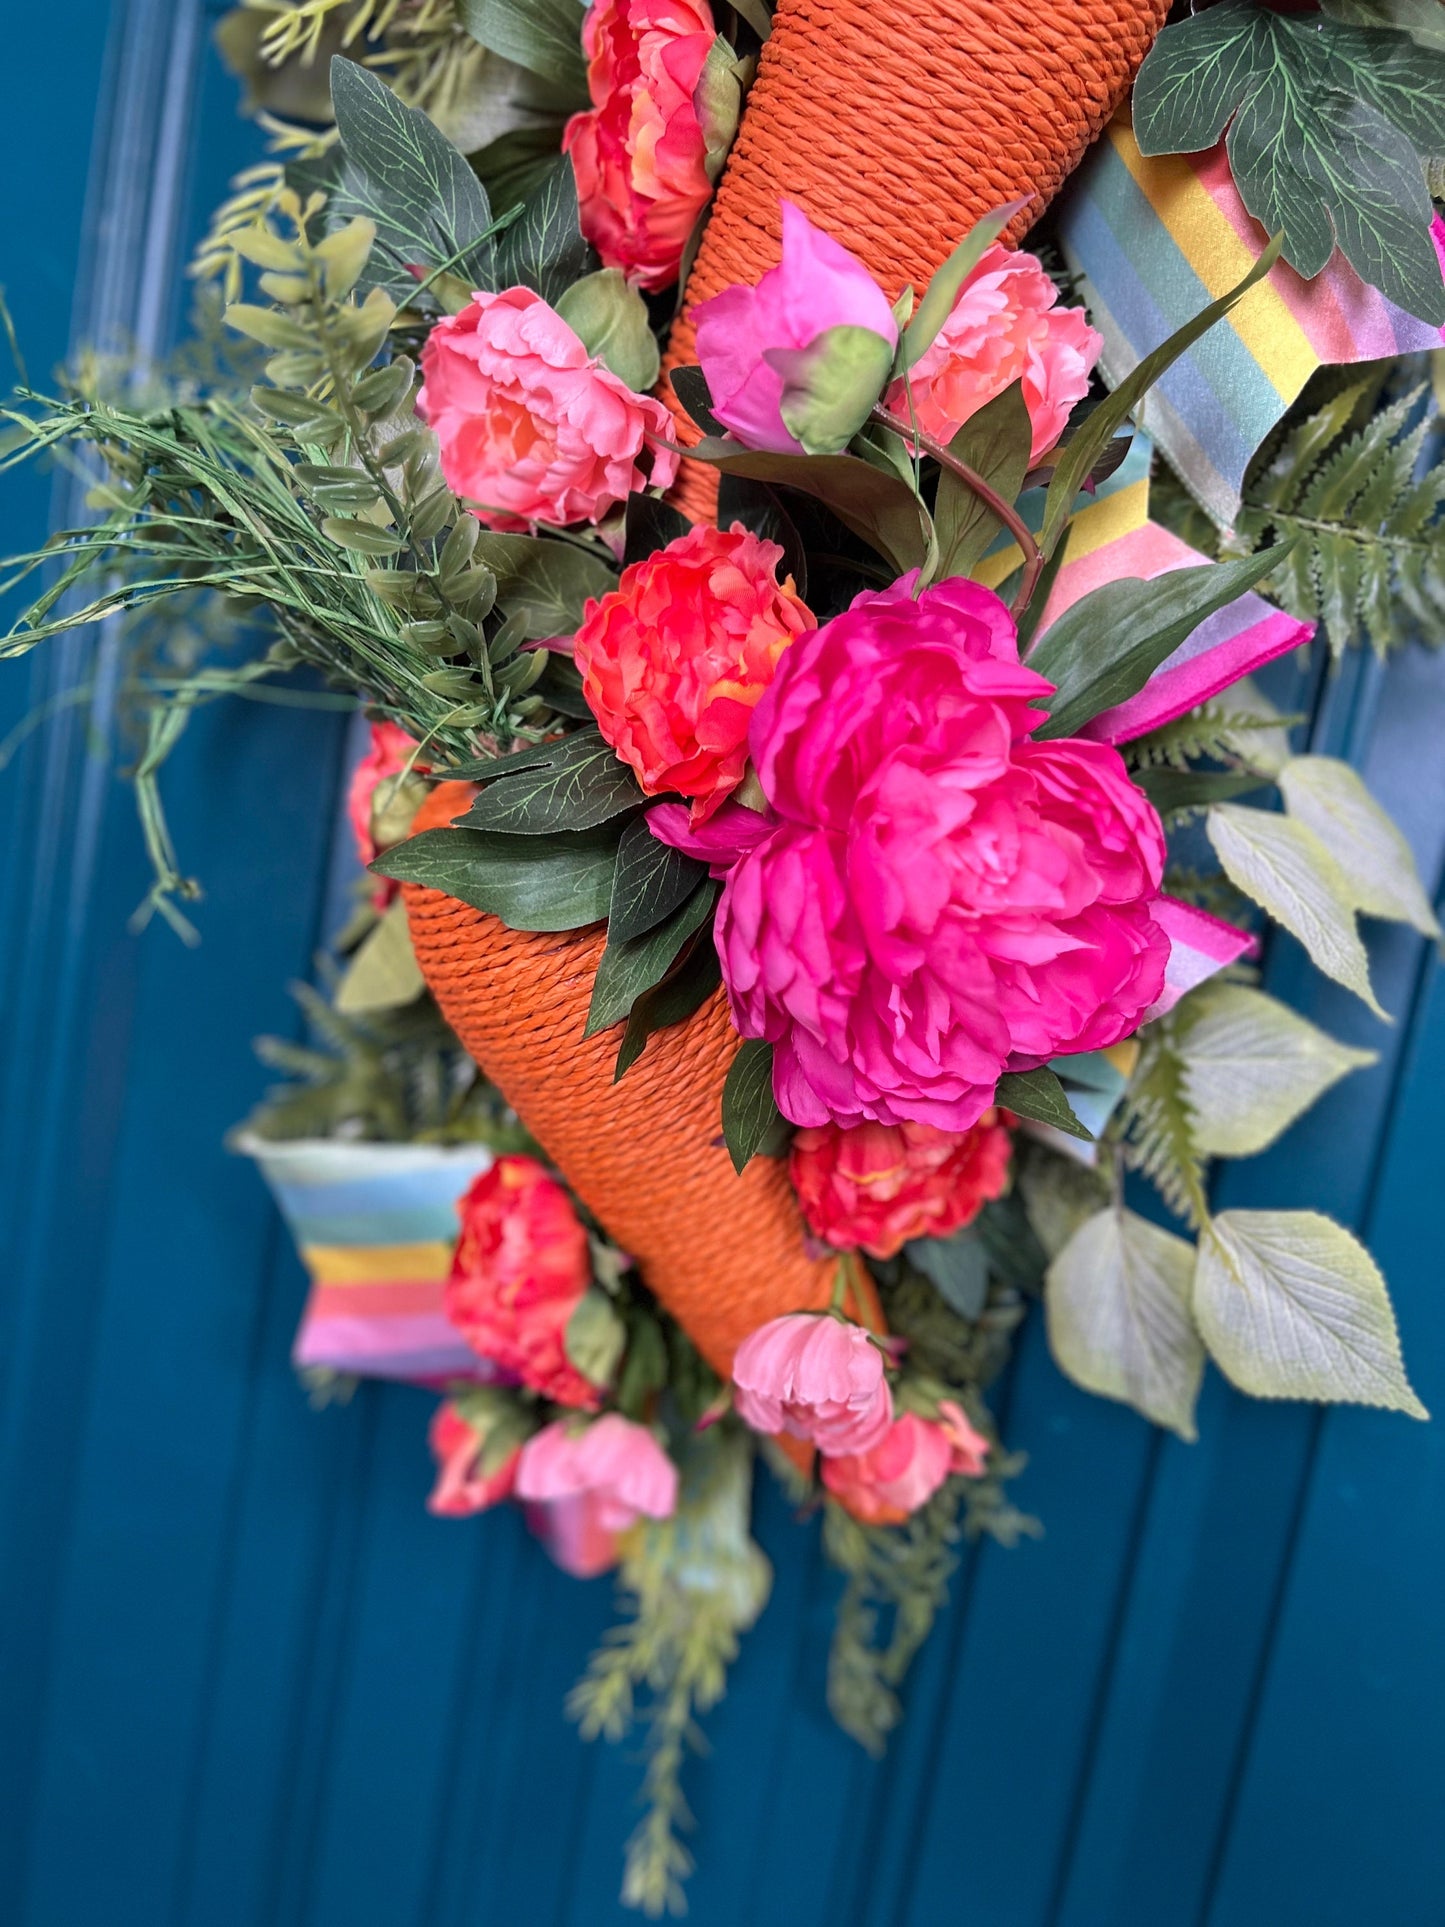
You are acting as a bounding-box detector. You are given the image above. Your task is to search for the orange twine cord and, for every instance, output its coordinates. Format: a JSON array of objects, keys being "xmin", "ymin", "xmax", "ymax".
[
  {"xmin": 404, "ymin": 783, "xmax": 861, "ymax": 1385},
  {"xmin": 659, "ymin": 0, "xmax": 1171, "ymax": 521}
]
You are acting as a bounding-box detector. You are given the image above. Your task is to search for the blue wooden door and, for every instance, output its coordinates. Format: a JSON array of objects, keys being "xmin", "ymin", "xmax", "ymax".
[{"xmin": 3, "ymin": 8, "xmax": 1442, "ymax": 1924}]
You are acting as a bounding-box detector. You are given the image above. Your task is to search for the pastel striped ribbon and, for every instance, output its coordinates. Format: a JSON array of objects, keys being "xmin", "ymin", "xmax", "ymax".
[
  {"xmin": 238, "ymin": 1135, "xmax": 494, "ymax": 1383},
  {"xmin": 1056, "ymin": 114, "xmax": 1443, "ymax": 527}
]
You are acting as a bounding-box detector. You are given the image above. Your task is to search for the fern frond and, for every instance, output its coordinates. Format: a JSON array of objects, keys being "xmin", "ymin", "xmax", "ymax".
[{"xmin": 1116, "ymin": 1025, "xmax": 1209, "ymax": 1229}]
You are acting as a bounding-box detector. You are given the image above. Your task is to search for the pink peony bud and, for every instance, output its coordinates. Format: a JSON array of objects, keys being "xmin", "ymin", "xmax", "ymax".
[
  {"xmin": 693, "ymin": 201, "xmax": 898, "ymax": 454},
  {"xmin": 884, "ymin": 242, "xmax": 1100, "ymax": 462},
  {"xmin": 731, "ymin": 1311, "xmax": 893, "ymax": 1453},
  {"xmin": 426, "ymin": 1402, "xmax": 521, "ymax": 1517},
  {"xmin": 938, "ymin": 1399, "xmax": 991, "ymax": 1477},
  {"xmin": 515, "ymin": 1413, "xmax": 679, "ymax": 1544},
  {"xmin": 820, "ymin": 1411, "xmax": 954, "ymax": 1525},
  {"xmin": 417, "ymin": 286, "xmax": 678, "ymax": 531}
]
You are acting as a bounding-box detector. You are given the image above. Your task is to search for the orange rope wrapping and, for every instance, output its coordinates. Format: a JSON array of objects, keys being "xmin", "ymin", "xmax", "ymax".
[
  {"xmin": 403, "ymin": 784, "xmax": 838, "ymax": 1382},
  {"xmin": 660, "ymin": 0, "xmax": 1171, "ymax": 520}
]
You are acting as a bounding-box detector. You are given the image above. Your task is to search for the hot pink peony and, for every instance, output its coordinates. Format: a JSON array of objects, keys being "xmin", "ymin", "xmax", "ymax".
[
  {"xmin": 821, "ymin": 1400, "xmax": 991, "ymax": 1525},
  {"xmin": 716, "ymin": 576, "xmax": 1168, "ymax": 1132},
  {"xmin": 574, "ymin": 522, "xmax": 815, "ymax": 820},
  {"xmin": 417, "ymin": 286, "xmax": 678, "ymax": 530},
  {"xmin": 444, "ymin": 1156, "xmax": 601, "ymax": 1409},
  {"xmin": 515, "ymin": 1414, "xmax": 679, "ymax": 1569},
  {"xmin": 731, "ymin": 1311, "xmax": 893, "ymax": 1453},
  {"xmin": 885, "ymin": 243, "xmax": 1100, "ymax": 461},
  {"xmin": 790, "ymin": 1114, "xmax": 1013, "ymax": 1260},
  {"xmin": 693, "ymin": 201, "xmax": 898, "ymax": 454},
  {"xmin": 426, "ymin": 1402, "xmax": 521, "ymax": 1517},
  {"xmin": 564, "ymin": 0, "xmax": 716, "ymax": 292}
]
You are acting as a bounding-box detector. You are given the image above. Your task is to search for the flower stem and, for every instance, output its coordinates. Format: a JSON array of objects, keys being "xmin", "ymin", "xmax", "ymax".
[{"xmin": 869, "ymin": 405, "xmax": 1045, "ymax": 622}]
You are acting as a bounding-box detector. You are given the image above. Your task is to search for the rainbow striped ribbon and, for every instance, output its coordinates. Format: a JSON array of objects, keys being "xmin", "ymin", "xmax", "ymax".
[
  {"xmin": 1057, "ymin": 115, "xmax": 1443, "ymax": 527},
  {"xmin": 238, "ymin": 1135, "xmax": 494, "ymax": 1384}
]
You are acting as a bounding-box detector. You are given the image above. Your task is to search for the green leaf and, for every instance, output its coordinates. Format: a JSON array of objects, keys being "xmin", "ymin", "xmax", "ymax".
[
  {"xmin": 1135, "ymin": 7, "xmax": 1445, "ymax": 323},
  {"xmin": 1029, "ymin": 545, "xmax": 1291, "ymax": 740},
  {"xmin": 931, "ymin": 380, "xmax": 1033, "ymax": 580},
  {"xmin": 622, "ymin": 491, "xmax": 692, "ymax": 568},
  {"xmin": 1173, "ymin": 980, "xmax": 1377, "ymax": 1158},
  {"xmin": 721, "ymin": 1037, "xmax": 782, "ymax": 1172},
  {"xmin": 585, "ymin": 880, "xmax": 718, "ymax": 1035},
  {"xmin": 565, "ymin": 1287, "xmax": 627, "ymax": 1388},
  {"xmin": 494, "ymin": 156, "xmax": 595, "ymax": 306},
  {"xmin": 1040, "ymin": 236, "xmax": 1285, "ymax": 557},
  {"xmin": 327, "ymin": 58, "xmax": 497, "ymax": 297},
  {"xmin": 333, "ymin": 897, "xmax": 426, "ymax": 1014},
  {"xmin": 1206, "ymin": 802, "xmax": 1386, "ymax": 1017},
  {"xmin": 555, "ymin": 269, "xmax": 661, "ymax": 392},
  {"xmin": 668, "ymin": 365, "xmax": 726, "ymax": 437},
  {"xmin": 768, "ymin": 324, "xmax": 896, "ymax": 456},
  {"xmin": 372, "ymin": 824, "xmax": 616, "ymax": 930},
  {"xmin": 465, "ymin": 532, "xmax": 615, "ymax": 638},
  {"xmin": 455, "ymin": 729, "xmax": 643, "ymax": 833},
  {"xmin": 907, "ymin": 1229, "xmax": 990, "ymax": 1320},
  {"xmin": 1046, "ymin": 1207, "xmax": 1204, "ymax": 1439},
  {"xmin": 683, "ymin": 442, "xmax": 930, "ymax": 574},
  {"xmin": 1278, "ymin": 755, "xmax": 1441, "ymax": 935},
  {"xmin": 995, "ymin": 1067, "xmax": 1092, "ymax": 1141},
  {"xmin": 1194, "ymin": 1209, "xmax": 1427, "ymax": 1415},
  {"xmin": 695, "ymin": 34, "xmax": 750, "ymax": 183},
  {"xmin": 893, "ymin": 201, "xmax": 1030, "ymax": 375},
  {"xmin": 1131, "ymin": 767, "xmax": 1269, "ymax": 819},
  {"xmin": 614, "ymin": 932, "xmax": 722, "ymax": 1079},
  {"xmin": 1323, "ymin": 0, "xmax": 1445, "ymax": 48},
  {"xmin": 320, "ymin": 516, "xmax": 404, "ymax": 556},
  {"xmin": 471, "ymin": 121, "xmax": 574, "ymax": 210},
  {"xmin": 609, "ymin": 811, "xmax": 707, "ymax": 943},
  {"xmin": 456, "ymin": 0, "xmax": 589, "ymax": 95}
]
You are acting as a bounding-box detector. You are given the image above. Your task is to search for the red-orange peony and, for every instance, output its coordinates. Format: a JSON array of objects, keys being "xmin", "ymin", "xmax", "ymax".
[
  {"xmin": 563, "ymin": 0, "xmax": 716, "ymax": 292},
  {"xmin": 443, "ymin": 1156, "xmax": 601, "ymax": 1408},
  {"xmin": 574, "ymin": 523, "xmax": 815, "ymax": 820},
  {"xmin": 790, "ymin": 1114, "xmax": 1013, "ymax": 1259}
]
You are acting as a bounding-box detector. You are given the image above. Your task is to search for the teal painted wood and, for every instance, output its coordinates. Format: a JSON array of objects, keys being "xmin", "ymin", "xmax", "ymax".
[{"xmin": 1, "ymin": 10, "xmax": 1442, "ymax": 1925}]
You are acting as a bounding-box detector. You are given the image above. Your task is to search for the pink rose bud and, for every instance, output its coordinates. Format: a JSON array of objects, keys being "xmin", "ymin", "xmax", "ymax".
[
  {"xmin": 515, "ymin": 1413, "xmax": 680, "ymax": 1542},
  {"xmin": 347, "ymin": 720, "xmax": 429, "ymax": 907},
  {"xmin": 731, "ymin": 1311, "xmax": 893, "ymax": 1454},
  {"xmin": 426, "ymin": 1402, "xmax": 521, "ymax": 1518},
  {"xmin": 884, "ymin": 242, "xmax": 1101, "ymax": 463},
  {"xmin": 444, "ymin": 1157, "xmax": 602, "ymax": 1409},
  {"xmin": 563, "ymin": 0, "xmax": 717, "ymax": 293},
  {"xmin": 820, "ymin": 1411, "xmax": 955, "ymax": 1525},
  {"xmin": 417, "ymin": 286, "xmax": 678, "ymax": 531},
  {"xmin": 523, "ymin": 1491, "xmax": 628, "ymax": 1578},
  {"xmin": 693, "ymin": 201, "xmax": 899, "ymax": 455},
  {"xmin": 938, "ymin": 1399, "xmax": 991, "ymax": 1478}
]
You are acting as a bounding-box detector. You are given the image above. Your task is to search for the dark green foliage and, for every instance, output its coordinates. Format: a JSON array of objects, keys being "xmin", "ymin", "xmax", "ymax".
[
  {"xmin": 608, "ymin": 814, "xmax": 707, "ymax": 945},
  {"xmin": 372, "ymin": 822, "xmax": 619, "ymax": 929},
  {"xmin": 451, "ymin": 728, "xmax": 646, "ymax": 832},
  {"xmin": 720, "ymin": 1037, "xmax": 784, "ymax": 1172},
  {"xmin": 585, "ymin": 882, "xmax": 718, "ymax": 1037},
  {"xmin": 493, "ymin": 156, "xmax": 595, "ymax": 307},
  {"xmin": 994, "ymin": 1067, "xmax": 1091, "ymax": 1141},
  {"xmin": 1134, "ymin": 2, "xmax": 1445, "ymax": 321}
]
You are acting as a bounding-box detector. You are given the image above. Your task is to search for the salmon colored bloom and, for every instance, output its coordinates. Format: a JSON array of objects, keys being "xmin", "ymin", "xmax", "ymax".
[
  {"xmin": 443, "ymin": 1156, "xmax": 600, "ymax": 1408},
  {"xmin": 575, "ymin": 523, "xmax": 815, "ymax": 820},
  {"xmin": 417, "ymin": 286, "xmax": 678, "ymax": 531},
  {"xmin": 563, "ymin": 0, "xmax": 716, "ymax": 291},
  {"xmin": 884, "ymin": 243, "xmax": 1100, "ymax": 461},
  {"xmin": 731, "ymin": 1311, "xmax": 892, "ymax": 1453},
  {"xmin": 348, "ymin": 720, "xmax": 429, "ymax": 905},
  {"xmin": 790, "ymin": 1114, "xmax": 1013, "ymax": 1259},
  {"xmin": 426, "ymin": 1402, "xmax": 521, "ymax": 1517},
  {"xmin": 821, "ymin": 1401, "xmax": 991, "ymax": 1525}
]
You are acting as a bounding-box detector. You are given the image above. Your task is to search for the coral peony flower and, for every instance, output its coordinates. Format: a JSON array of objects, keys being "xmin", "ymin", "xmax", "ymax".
[
  {"xmin": 715, "ymin": 576, "xmax": 1168, "ymax": 1132},
  {"xmin": 563, "ymin": 0, "xmax": 716, "ymax": 292},
  {"xmin": 574, "ymin": 522, "xmax": 815, "ymax": 820},
  {"xmin": 885, "ymin": 243, "xmax": 1100, "ymax": 461},
  {"xmin": 693, "ymin": 201, "xmax": 898, "ymax": 454},
  {"xmin": 348, "ymin": 719, "xmax": 430, "ymax": 907},
  {"xmin": 417, "ymin": 286, "xmax": 678, "ymax": 531},
  {"xmin": 790, "ymin": 1114, "xmax": 1013, "ymax": 1260},
  {"xmin": 821, "ymin": 1401, "xmax": 991, "ymax": 1524},
  {"xmin": 731, "ymin": 1311, "xmax": 893, "ymax": 1453},
  {"xmin": 443, "ymin": 1156, "xmax": 601, "ymax": 1408},
  {"xmin": 515, "ymin": 1414, "xmax": 678, "ymax": 1574},
  {"xmin": 426, "ymin": 1402, "xmax": 521, "ymax": 1517}
]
